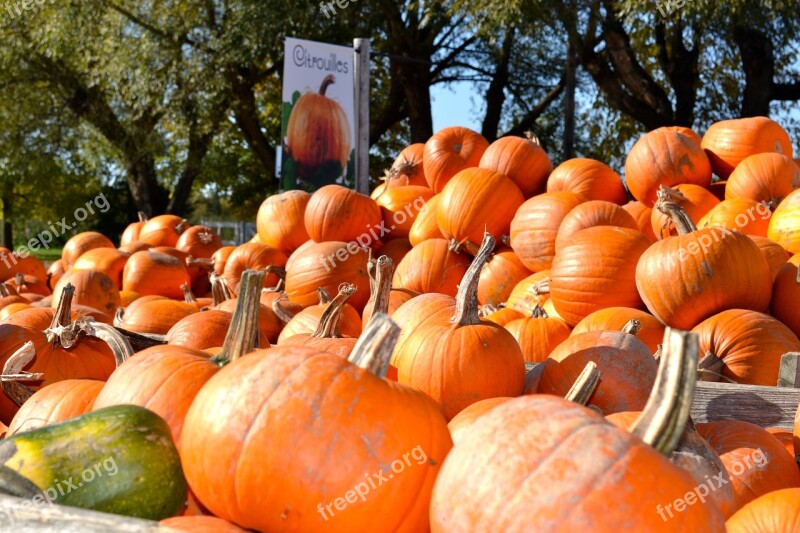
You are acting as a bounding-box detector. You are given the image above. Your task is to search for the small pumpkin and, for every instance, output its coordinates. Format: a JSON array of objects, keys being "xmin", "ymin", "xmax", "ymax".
[
  {"xmin": 122, "ymin": 250, "xmax": 191, "ymax": 299},
  {"xmin": 281, "ymin": 283, "xmax": 358, "ymax": 358},
  {"xmin": 221, "ymin": 242, "xmax": 287, "ymax": 293},
  {"xmin": 477, "ymin": 246, "xmax": 531, "ymax": 307},
  {"xmin": 504, "ymin": 271, "xmax": 551, "ymax": 315},
  {"xmin": 304, "ymin": 184, "xmax": 382, "ymax": 244},
  {"xmin": 176, "ymin": 225, "xmax": 223, "ymax": 259},
  {"xmin": 256, "ymin": 190, "xmax": 311, "ymax": 254},
  {"xmin": 277, "ymin": 287, "xmax": 362, "ymax": 343},
  {"xmin": 116, "ymin": 298, "xmax": 198, "ymax": 336},
  {"xmin": 138, "ymin": 215, "xmax": 189, "ymax": 247},
  {"xmin": 120, "ymin": 212, "xmax": 147, "ymax": 247},
  {"xmin": 6, "ymin": 379, "xmax": 104, "ymax": 435},
  {"xmin": 555, "ymin": 200, "xmax": 639, "ymax": 252},
  {"xmin": 71, "ymin": 248, "xmax": 130, "ymax": 289},
  {"xmin": 571, "ymin": 307, "xmax": 666, "ymax": 355},
  {"xmin": 374, "ymin": 185, "xmax": 434, "ymax": 239},
  {"xmin": 749, "ymin": 235, "xmax": 790, "ymax": 281},
  {"xmin": 478, "ymin": 132, "xmax": 553, "ymax": 197},
  {"xmin": 505, "ymin": 305, "xmax": 572, "ymax": 363},
  {"xmin": 52, "ymin": 269, "xmax": 121, "ymax": 315},
  {"xmin": 62, "ymin": 231, "xmax": 114, "ymax": 268},
  {"xmin": 423, "ymin": 126, "xmax": 489, "ymax": 193},
  {"xmin": 650, "ymin": 184, "xmax": 720, "ymax": 239}
]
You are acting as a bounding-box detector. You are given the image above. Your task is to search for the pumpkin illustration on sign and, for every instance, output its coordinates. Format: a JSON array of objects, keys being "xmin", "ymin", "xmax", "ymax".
[{"xmin": 285, "ymin": 74, "xmax": 352, "ymax": 184}]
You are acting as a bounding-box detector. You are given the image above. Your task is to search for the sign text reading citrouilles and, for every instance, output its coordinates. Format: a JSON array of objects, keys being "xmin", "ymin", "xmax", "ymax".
[{"xmin": 281, "ymin": 37, "xmax": 356, "ymax": 191}]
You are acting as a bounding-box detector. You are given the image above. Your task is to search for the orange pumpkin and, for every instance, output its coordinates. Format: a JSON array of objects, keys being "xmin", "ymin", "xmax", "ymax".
[
  {"xmin": 768, "ymin": 188, "xmax": 800, "ymax": 254},
  {"xmin": 176, "ymin": 225, "xmax": 223, "ymax": 259},
  {"xmin": 665, "ymin": 125, "xmax": 702, "ymax": 145},
  {"xmin": 555, "ymin": 200, "xmax": 639, "ymax": 252},
  {"xmin": 160, "ymin": 516, "xmax": 247, "ymax": 533},
  {"xmin": 62, "ymin": 231, "xmax": 114, "ymax": 268},
  {"xmin": 304, "ymin": 184, "xmax": 382, "ymax": 244},
  {"xmin": 625, "ymin": 127, "xmax": 712, "ymax": 207},
  {"xmin": 392, "ymin": 238, "xmax": 471, "ymax": 297},
  {"xmin": 571, "ymin": 307, "xmax": 666, "ymax": 355},
  {"xmin": 749, "ymin": 235, "xmax": 790, "ymax": 281},
  {"xmin": 374, "ymin": 185, "xmax": 434, "ymax": 239},
  {"xmin": 447, "ymin": 397, "xmax": 513, "ymax": 445},
  {"xmin": 0, "ymin": 250, "xmax": 46, "ymax": 283},
  {"xmin": 505, "ymin": 305, "xmax": 572, "ymax": 363},
  {"xmin": 117, "ymin": 298, "xmax": 198, "ymax": 335},
  {"xmin": 423, "ymin": 126, "xmax": 489, "ymax": 192},
  {"xmin": 211, "ymin": 245, "xmax": 235, "ymax": 276},
  {"xmin": 281, "ymin": 284, "xmax": 358, "ymax": 358},
  {"xmin": 701, "ymin": 116, "xmax": 793, "ymax": 179},
  {"xmin": 71, "ymin": 247, "xmax": 130, "ymax": 289},
  {"xmin": 166, "ymin": 309, "xmax": 270, "ymax": 349},
  {"xmin": 221, "ymin": 242, "xmax": 287, "ymax": 293},
  {"xmin": 46, "ymin": 259, "xmax": 66, "ymax": 291},
  {"xmin": 482, "ymin": 307, "xmax": 524, "ymax": 326},
  {"xmin": 725, "ymin": 152, "xmax": 800, "ymax": 208},
  {"xmin": 120, "ymin": 212, "xmax": 147, "ymax": 247},
  {"xmin": 138, "ymin": 214, "xmax": 189, "ymax": 247},
  {"xmin": 505, "ymin": 271, "xmax": 551, "ymax": 315},
  {"xmin": 6, "ymin": 379, "xmax": 104, "ymax": 435},
  {"xmin": 52, "ymin": 269, "xmax": 120, "ymax": 315},
  {"xmin": 478, "ymin": 246, "xmax": 531, "ymax": 307},
  {"xmin": 408, "ymin": 193, "xmax": 445, "ymax": 245},
  {"xmin": 478, "ymin": 132, "xmax": 553, "ymax": 197},
  {"xmin": 256, "ymin": 190, "xmax": 311, "ymax": 254},
  {"xmin": 546, "ymin": 158, "xmax": 627, "ymax": 204},
  {"xmin": 771, "ymin": 262, "xmax": 800, "ymax": 338},
  {"xmin": 122, "ymin": 250, "xmax": 191, "ymax": 299},
  {"xmin": 698, "ymin": 198, "xmax": 772, "ymax": 237},
  {"xmin": 650, "ymin": 184, "xmax": 720, "ymax": 239},
  {"xmin": 725, "ymin": 488, "xmax": 800, "ymax": 533},
  {"xmin": 117, "ymin": 241, "xmax": 151, "ymax": 254}
]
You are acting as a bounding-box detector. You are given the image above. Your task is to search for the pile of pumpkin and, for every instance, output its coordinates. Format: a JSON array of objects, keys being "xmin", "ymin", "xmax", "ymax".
[{"xmin": 0, "ymin": 116, "xmax": 797, "ymax": 531}]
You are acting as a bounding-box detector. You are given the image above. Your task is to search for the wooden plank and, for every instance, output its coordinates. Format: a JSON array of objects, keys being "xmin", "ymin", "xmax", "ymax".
[
  {"xmin": 778, "ymin": 353, "xmax": 800, "ymax": 388},
  {"xmin": 0, "ymin": 494, "xmax": 172, "ymax": 532},
  {"xmin": 353, "ymin": 38, "xmax": 370, "ymax": 195}
]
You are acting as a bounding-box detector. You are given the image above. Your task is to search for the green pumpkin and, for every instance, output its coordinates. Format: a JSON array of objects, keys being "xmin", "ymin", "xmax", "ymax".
[{"xmin": 0, "ymin": 405, "xmax": 186, "ymax": 520}]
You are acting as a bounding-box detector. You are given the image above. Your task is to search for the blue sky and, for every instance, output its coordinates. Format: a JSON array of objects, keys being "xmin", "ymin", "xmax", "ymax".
[{"xmin": 430, "ymin": 82, "xmax": 482, "ymax": 132}]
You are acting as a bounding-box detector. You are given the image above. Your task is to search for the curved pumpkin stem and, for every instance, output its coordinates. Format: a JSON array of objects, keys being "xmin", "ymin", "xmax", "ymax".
[
  {"xmin": 45, "ymin": 283, "xmax": 76, "ymax": 343},
  {"xmin": 319, "ymin": 74, "xmax": 335, "ymax": 96},
  {"xmin": 629, "ymin": 328, "xmax": 699, "ymax": 456},
  {"xmin": 564, "ymin": 361, "xmax": 600, "ymax": 405},
  {"xmin": 478, "ymin": 304, "xmax": 498, "ymax": 318},
  {"xmin": 524, "ymin": 131, "xmax": 541, "ymax": 146},
  {"xmin": 1, "ymin": 342, "xmax": 43, "ymax": 408},
  {"xmin": 212, "ymin": 269, "xmax": 265, "ymax": 366},
  {"xmin": 263, "ymin": 265, "xmax": 286, "ymax": 291},
  {"xmin": 655, "ymin": 188, "xmax": 698, "ymax": 235},
  {"xmin": 210, "ymin": 273, "xmax": 233, "ymax": 306},
  {"xmin": 365, "ymin": 256, "xmax": 395, "ymax": 327},
  {"xmin": 272, "ymin": 293, "xmax": 297, "ymax": 324},
  {"xmin": 113, "ymin": 307, "xmax": 125, "ymax": 328},
  {"xmin": 317, "ymin": 287, "xmax": 332, "ymax": 304},
  {"xmin": 347, "ymin": 313, "xmax": 400, "ymax": 378},
  {"xmin": 186, "ymin": 256, "xmax": 214, "ymax": 272},
  {"xmin": 533, "ymin": 278, "xmax": 550, "ymax": 296},
  {"xmin": 137, "ymin": 211, "xmax": 148, "ymax": 223},
  {"xmin": 452, "ymin": 232, "xmax": 495, "ymax": 327},
  {"xmin": 182, "ymin": 283, "xmax": 197, "ymax": 304},
  {"xmin": 312, "ymin": 283, "xmax": 356, "ymax": 339},
  {"xmin": 65, "ymin": 318, "xmax": 134, "ymax": 367},
  {"xmin": 697, "ymin": 352, "xmax": 736, "ymax": 383},
  {"xmin": 531, "ymin": 304, "xmax": 548, "ymax": 319},
  {"xmin": 175, "ymin": 219, "xmax": 190, "ymax": 235},
  {"xmin": 621, "ymin": 319, "xmax": 642, "ymax": 335}
]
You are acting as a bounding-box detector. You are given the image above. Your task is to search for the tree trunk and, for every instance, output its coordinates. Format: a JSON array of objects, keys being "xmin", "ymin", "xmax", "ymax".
[
  {"xmin": 563, "ymin": 34, "xmax": 578, "ymax": 159},
  {"xmin": 481, "ymin": 27, "xmax": 516, "ymax": 141},
  {"xmin": 733, "ymin": 26, "xmax": 774, "ymax": 117},
  {"xmin": 229, "ymin": 68, "xmax": 277, "ymax": 177},
  {"xmin": 1, "ymin": 186, "xmax": 11, "ymax": 249},
  {"xmin": 403, "ymin": 67, "xmax": 434, "ymax": 142}
]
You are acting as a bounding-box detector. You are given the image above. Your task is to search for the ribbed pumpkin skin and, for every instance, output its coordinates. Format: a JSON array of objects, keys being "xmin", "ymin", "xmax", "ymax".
[
  {"xmin": 622, "ymin": 200, "xmax": 658, "ymax": 242},
  {"xmin": 625, "ymin": 128, "xmax": 712, "ymax": 207},
  {"xmin": 93, "ymin": 345, "xmax": 219, "ymax": 450},
  {"xmin": 390, "ymin": 143, "xmax": 428, "ymax": 187},
  {"xmin": 538, "ymin": 330, "xmax": 657, "ymax": 415},
  {"xmin": 62, "ymin": 232, "xmax": 115, "ymax": 268},
  {"xmin": 701, "ymin": 117, "xmax": 793, "ymax": 179},
  {"xmin": 284, "ymin": 240, "xmax": 371, "ymax": 311},
  {"xmin": 120, "ymin": 299, "xmax": 198, "ymax": 335},
  {"xmin": 256, "ymin": 190, "xmax": 311, "ymax": 254},
  {"xmin": 408, "ymin": 194, "xmax": 445, "ymax": 245},
  {"xmin": 211, "ymin": 246, "xmax": 235, "ymax": 276},
  {"xmin": 375, "ymin": 185, "xmax": 434, "ymax": 239},
  {"xmin": 122, "ymin": 250, "xmax": 191, "ymax": 299},
  {"xmin": 571, "ymin": 307, "xmax": 665, "ymax": 354},
  {"xmin": 52, "ymin": 270, "xmax": 121, "ymax": 315},
  {"xmin": 277, "ymin": 302, "xmax": 362, "ymax": 343},
  {"xmin": 437, "ymin": 168, "xmax": 524, "ymax": 252},
  {"xmin": 505, "ymin": 313, "xmax": 572, "ymax": 363},
  {"xmin": 768, "ymin": 189, "xmax": 800, "ymax": 254},
  {"xmin": 214, "ymin": 299, "xmax": 281, "ymax": 344},
  {"xmin": 423, "ymin": 126, "xmax": 489, "ymax": 193},
  {"xmin": 546, "ymin": 158, "xmax": 627, "ymax": 204},
  {"xmin": 725, "ymin": 152, "xmax": 800, "ymax": 206},
  {"xmin": 165, "ymin": 310, "xmax": 270, "ymax": 349},
  {"xmin": 0, "ymin": 252, "xmax": 47, "ymax": 283},
  {"xmin": 374, "ymin": 238, "xmax": 412, "ymax": 267},
  {"xmin": 390, "ymin": 293, "xmax": 455, "ymax": 364},
  {"xmin": 698, "ymin": 198, "xmax": 772, "ymax": 237},
  {"xmin": 726, "ymin": 488, "xmax": 800, "ymax": 533},
  {"xmin": 181, "ymin": 346, "xmax": 453, "ymax": 532},
  {"xmin": 691, "ymin": 309, "xmax": 800, "ymax": 386},
  {"xmin": 509, "ymin": 192, "xmax": 583, "ymax": 272},
  {"xmin": 478, "ymin": 135, "xmax": 553, "ymax": 197},
  {"xmin": 505, "ymin": 270, "xmax": 551, "ymax": 314},
  {"xmin": 650, "ymin": 184, "xmax": 720, "ymax": 239},
  {"xmin": 304, "ymin": 184, "xmax": 382, "ymax": 244},
  {"xmin": 665, "ymin": 125, "xmax": 703, "ymax": 145},
  {"xmin": 550, "ymin": 226, "xmax": 650, "ymax": 326},
  {"xmin": 138, "ymin": 215, "xmax": 187, "ymax": 247},
  {"xmin": 482, "ymin": 307, "xmax": 524, "ymax": 326},
  {"xmin": 176, "ymin": 225, "xmax": 223, "ymax": 259},
  {"xmin": 635, "ymin": 229, "xmax": 772, "ymax": 330},
  {"xmin": 7, "ymin": 379, "xmax": 103, "ymax": 435},
  {"xmin": 221, "ymin": 243, "xmax": 288, "ymax": 293},
  {"xmin": 447, "ymin": 397, "xmax": 512, "ymax": 445},
  {"xmin": 430, "ymin": 396, "xmax": 726, "ymax": 532},
  {"xmin": 478, "ymin": 246, "xmax": 531, "ymax": 306},
  {"xmin": 697, "ymin": 420, "xmax": 800, "ymax": 516},
  {"xmin": 771, "ymin": 262, "xmax": 800, "ymax": 338},
  {"xmin": 555, "ymin": 200, "xmax": 639, "ymax": 252},
  {"xmin": 120, "ymin": 220, "xmax": 145, "ymax": 247},
  {"xmin": 393, "ymin": 239, "xmax": 471, "ymax": 297},
  {"xmin": 749, "ymin": 235, "xmax": 790, "ymax": 281},
  {"xmin": 72, "ymin": 248, "xmax": 130, "ymax": 289}
]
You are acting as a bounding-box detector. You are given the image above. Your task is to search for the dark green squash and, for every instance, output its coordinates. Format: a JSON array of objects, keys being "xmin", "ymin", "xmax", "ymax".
[{"xmin": 0, "ymin": 405, "xmax": 186, "ymax": 520}]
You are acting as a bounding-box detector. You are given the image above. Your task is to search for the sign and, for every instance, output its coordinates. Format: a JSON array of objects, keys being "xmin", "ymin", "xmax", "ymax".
[{"xmin": 281, "ymin": 37, "xmax": 356, "ymax": 191}]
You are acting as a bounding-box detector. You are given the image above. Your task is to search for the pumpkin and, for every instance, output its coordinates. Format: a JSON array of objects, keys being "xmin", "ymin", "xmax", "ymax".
[
  {"xmin": 477, "ymin": 246, "xmax": 531, "ymax": 307},
  {"xmin": 636, "ymin": 194, "xmax": 772, "ymax": 329},
  {"xmin": 160, "ymin": 516, "xmax": 247, "ymax": 533},
  {"xmin": 478, "ymin": 132, "xmax": 553, "ymax": 197},
  {"xmin": 6, "ymin": 273, "xmax": 49, "ymax": 297},
  {"xmin": 277, "ymin": 287, "xmax": 362, "ymax": 343},
  {"xmin": 696, "ymin": 419, "xmax": 800, "ymax": 514},
  {"xmin": 181, "ymin": 314, "xmax": 452, "ymax": 531},
  {"xmin": 423, "ymin": 126, "xmax": 489, "ymax": 193},
  {"xmin": 304, "ymin": 184, "xmax": 382, "ymax": 244},
  {"xmin": 447, "ymin": 397, "xmax": 513, "ymax": 446},
  {"xmin": 116, "ymin": 298, "xmax": 197, "ymax": 335},
  {"xmin": 166, "ymin": 309, "xmax": 270, "ymax": 350},
  {"xmin": 138, "ymin": 215, "xmax": 189, "ymax": 247},
  {"xmin": 701, "ymin": 116, "xmax": 793, "ymax": 179},
  {"xmin": 120, "ymin": 212, "xmax": 147, "ymax": 247},
  {"xmin": 505, "ymin": 305, "xmax": 572, "ymax": 363},
  {"xmin": 122, "ymin": 250, "xmax": 191, "ymax": 299},
  {"xmin": 665, "ymin": 125, "xmax": 703, "ymax": 145},
  {"xmin": 408, "ymin": 193, "xmax": 445, "ymax": 245},
  {"xmin": 0, "ymin": 251, "xmax": 46, "ymax": 283},
  {"xmin": 509, "ymin": 191, "xmax": 583, "ymax": 272},
  {"xmin": 698, "ymin": 198, "xmax": 772, "ymax": 237},
  {"xmin": 392, "ymin": 233, "xmax": 525, "ymax": 420},
  {"xmin": 281, "ymin": 284, "xmax": 358, "ymax": 358},
  {"xmin": 482, "ymin": 307, "xmax": 524, "ymax": 326},
  {"xmin": 389, "ymin": 292, "xmax": 455, "ymax": 361},
  {"xmin": 71, "ymin": 248, "xmax": 130, "ymax": 289},
  {"xmin": 374, "ymin": 238, "xmax": 412, "ymax": 266},
  {"xmin": 374, "ymin": 185, "xmax": 433, "ymax": 240},
  {"xmin": 176, "ymin": 225, "xmax": 223, "ymax": 259},
  {"xmin": 625, "ymin": 127, "xmax": 712, "ymax": 207},
  {"xmin": 771, "ymin": 262, "xmax": 800, "ymax": 338},
  {"xmin": 256, "ymin": 190, "xmax": 311, "ymax": 254},
  {"xmin": 284, "ymin": 240, "xmax": 371, "ymax": 311},
  {"xmin": 505, "ymin": 271, "xmax": 551, "ymax": 315},
  {"xmin": 6, "ymin": 379, "xmax": 104, "ymax": 435},
  {"xmin": 52, "ymin": 269, "xmax": 121, "ymax": 315},
  {"xmin": 221, "ymin": 242, "xmax": 287, "ymax": 293},
  {"xmin": 286, "ymin": 74, "xmax": 351, "ymax": 179},
  {"xmin": 725, "ymin": 152, "xmax": 800, "ymax": 208},
  {"xmin": 393, "ymin": 238, "xmax": 471, "ymax": 297},
  {"xmin": 388, "ymin": 143, "xmax": 428, "ymax": 188},
  {"xmin": 214, "ymin": 297, "xmax": 282, "ymax": 345},
  {"xmin": 768, "ymin": 188, "xmax": 800, "ymax": 254},
  {"xmin": 555, "ymin": 200, "xmax": 639, "ymax": 252},
  {"xmin": 692, "ymin": 309, "xmax": 800, "ymax": 386},
  {"xmin": 766, "ymin": 428, "xmax": 796, "ymax": 460},
  {"xmin": 46, "ymin": 259, "xmax": 66, "ymax": 291},
  {"xmin": 62, "ymin": 232, "xmax": 115, "ymax": 269},
  {"xmin": 749, "ymin": 235, "xmax": 790, "ymax": 281},
  {"xmin": 725, "ymin": 488, "xmax": 800, "ymax": 533},
  {"xmin": 650, "ymin": 184, "xmax": 720, "ymax": 239},
  {"xmin": 546, "ymin": 158, "xmax": 627, "ymax": 204},
  {"xmin": 571, "ymin": 307, "xmax": 666, "ymax": 355},
  {"xmin": 0, "ymin": 303, "xmax": 30, "ymax": 321},
  {"xmin": 117, "ymin": 240, "xmax": 151, "ymax": 254},
  {"xmin": 550, "ymin": 226, "xmax": 650, "ymax": 326},
  {"xmin": 211, "ymin": 245, "xmax": 235, "ymax": 276},
  {"xmin": 437, "ymin": 167, "xmax": 524, "ymax": 255}
]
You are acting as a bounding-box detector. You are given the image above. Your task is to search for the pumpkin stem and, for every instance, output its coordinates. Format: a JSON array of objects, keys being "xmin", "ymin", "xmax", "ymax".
[
  {"xmin": 452, "ymin": 232, "xmax": 495, "ymax": 327},
  {"xmin": 478, "ymin": 304, "xmax": 498, "ymax": 318},
  {"xmin": 448, "ymin": 237, "xmax": 481, "ymax": 256},
  {"xmin": 263, "ymin": 265, "xmax": 286, "ymax": 289},
  {"xmin": 60, "ymin": 317, "xmax": 134, "ymax": 367},
  {"xmin": 0, "ymin": 342, "xmax": 43, "ymax": 407},
  {"xmin": 213, "ymin": 269, "xmax": 265, "ymax": 366},
  {"xmin": 531, "ymin": 304, "xmax": 548, "ymax": 318},
  {"xmin": 181, "ymin": 284, "xmax": 197, "ymax": 304},
  {"xmin": 2, "ymin": 282, "xmax": 15, "ymax": 296},
  {"xmin": 317, "ymin": 287, "xmax": 332, "ymax": 304},
  {"xmin": 186, "ymin": 256, "xmax": 214, "ymax": 272},
  {"xmin": 319, "ymin": 74, "xmax": 336, "ymax": 96},
  {"xmin": 312, "ymin": 283, "xmax": 356, "ymax": 339},
  {"xmin": 46, "ymin": 283, "xmax": 75, "ymax": 343},
  {"xmin": 629, "ymin": 328, "xmax": 699, "ymax": 456},
  {"xmin": 272, "ymin": 294, "xmax": 297, "ymax": 324},
  {"xmin": 113, "ymin": 307, "xmax": 125, "ymax": 328},
  {"xmin": 621, "ymin": 319, "xmax": 642, "ymax": 335},
  {"xmin": 347, "ymin": 313, "xmax": 400, "ymax": 378},
  {"xmin": 210, "ymin": 273, "xmax": 233, "ymax": 306},
  {"xmin": 14, "ymin": 273, "xmax": 23, "ymax": 291},
  {"xmin": 524, "ymin": 131, "xmax": 541, "ymax": 146},
  {"xmin": 656, "ymin": 185, "xmax": 686, "ymax": 204},
  {"xmin": 137, "ymin": 211, "xmax": 148, "ymax": 223},
  {"xmin": 563, "ymin": 361, "xmax": 600, "ymax": 405},
  {"xmin": 365, "ymin": 256, "xmax": 395, "ymax": 327},
  {"xmin": 655, "ymin": 189, "xmax": 697, "ymax": 235},
  {"xmin": 175, "ymin": 219, "xmax": 189, "ymax": 234},
  {"xmin": 0, "ymin": 284, "xmax": 8, "ymax": 298},
  {"xmin": 533, "ymin": 278, "xmax": 550, "ymax": 295},
  {"xmin": 697, "ymin": 352, "xmax": 736, "ymax": 383}
]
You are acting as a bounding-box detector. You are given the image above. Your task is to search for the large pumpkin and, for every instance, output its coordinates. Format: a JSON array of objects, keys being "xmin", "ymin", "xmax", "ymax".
[
  {"xmin": 52, "ymin": 269, "xmax": 121, "ymax": 315},
  {"xmin": 698, "ymin": 198, "xmax": 772, "ymax": 237},
  {"xmin": 393, "ymin": 238, "xmax": 470, "ymax": 297},
  {"xmin": 650, "ymin": 184, "xmax": 719, "ymax": 239},
  {"xmin": 725, "ymin": 152, "xmax": 800, "ymax": 209},
  {"xmin": 726, "ymin": 488, "xmax": 800, "ymax": 533},
  {"xmin": 285, "ymin": 74, "xmax": 351, "ymax": 179},
  {"xmin": 256, "ymin": 190, "xmax": 311, "ymax": 254},
  {"xmin": 546, "ymin": 158, "xmax": 627, "ymax": 204},
  {"xmin": 701, "ymin": 116, "xmax": 793, "ymax": 179},
  {"xmin": 478, "ymin": 132, "xmax": 552, "ymax": 197},
  {"xmin": 221, "ymin": 242, "xmax": 287, "ymax": 293},
  {"xmin": 624, "ymin": 127, "xmax": 712, "ymax": 207},
  {"xmin": 122, "ymin": 250, "xmax": 191, "ymax": 299},
  {"xmin": 423, "ymin": 126, "xmax": 489, "ymax": 193},
  {"xmin": 62, "ymin": 232, "xmax": 114, "ymax": 268},
  {"xmin": 304, "ymin": 184, "xmax": 382, "ymax": 244},
  {"xmin": 768, "ymin": 188, "xmax": 800, "ymax": 254}
]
